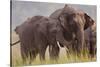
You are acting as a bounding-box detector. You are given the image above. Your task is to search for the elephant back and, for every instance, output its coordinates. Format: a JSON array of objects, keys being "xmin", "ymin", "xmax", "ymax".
[{"xmin": 49, "ymin": 9, "xmax": 62, "ymax": 19}]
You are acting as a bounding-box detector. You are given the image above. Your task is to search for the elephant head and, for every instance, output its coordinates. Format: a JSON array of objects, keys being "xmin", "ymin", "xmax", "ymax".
[{"xmin": 58, "ymin": 5, "xmax": 94, "ymax": 31}]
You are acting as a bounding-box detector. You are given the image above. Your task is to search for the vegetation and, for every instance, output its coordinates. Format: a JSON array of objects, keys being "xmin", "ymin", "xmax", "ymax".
[{"xmin": 11, "ymin": 47, "xmax": 96, "ymax": 66}]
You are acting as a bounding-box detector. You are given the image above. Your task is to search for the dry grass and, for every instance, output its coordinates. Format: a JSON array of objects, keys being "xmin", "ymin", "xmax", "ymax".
[{"xmin": 11, "ymin": 31, "xmax": 96, "ymax": 66}]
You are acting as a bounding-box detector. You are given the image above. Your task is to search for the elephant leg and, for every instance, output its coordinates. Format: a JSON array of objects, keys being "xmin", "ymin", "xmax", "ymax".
[
  {"xmin": 20, "ymin": 44, "xmax": 29, "ymax": 64},
  {"xmin": 89, "ymin": 41, "xmax": 95, "ymax": 58},
  {"xmin": 39, "ymin": 48, "xmax": 46, "ymax": 61},
  {"xmin": 39, "ymin": 44, "xmax": 47, "ymax": 61},
  {"xmin": 76, "ymin": 28, "xmax": 84, "ymax": 56},
  {"xmin": 89, "ymin": 31, "xmax": 96, "ymax": 58},
  {"xmin": 83, "ymin": 40, "xmax": 89, "ymax": 57},
  {"xmin": 73, "ymin": 39, "xmax": 79, "ymax": 55},
  {"xmin": 49, "ymin": 45, "xmax": 53, "ymax": 59},
  {"xmin": 65, "ymin": 46, "xmax": 70, "ymax": 58},
  {"xmin": 29, "ymin": 49, "xmax": 38, "ymax": 63},
  {"xmin": 65, "ymin": 39, "xmax": 77, "ymax": 58},
  {"xmin": 34, "ymin": 33, "xmax": 48, "ymax": 61},
  {"xmin": 49, "ymin": 42, "xmax": 60, "ymax": 61}
]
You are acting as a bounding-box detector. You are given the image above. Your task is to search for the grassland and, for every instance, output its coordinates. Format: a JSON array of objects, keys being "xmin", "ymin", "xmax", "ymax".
[{"xmin": 11, "ymin": 31, "xmax": 96, "ymax": 66}]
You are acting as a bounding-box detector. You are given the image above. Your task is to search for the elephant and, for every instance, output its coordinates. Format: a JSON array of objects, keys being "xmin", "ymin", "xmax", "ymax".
[
  {"xmin": 84, "ymin": 23, "xmax": 96, "ymax": 58},
  {"xmin": 15, "ymin": 15, "xmax": 71, "ymax": 63},
  {"xmin": 15, "ymin": 16, "xmax": 44, "ymax": 63},
  {"xmin": 68, "ymin": 22, "xmax": 96, "ymax": 57},
  {"xmin": 49, "ymin": 5, "xmax": 95, "ymax": 57}
]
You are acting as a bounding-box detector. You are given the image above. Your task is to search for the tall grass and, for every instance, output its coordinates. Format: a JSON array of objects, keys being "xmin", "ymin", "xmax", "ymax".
[{"xmin": 11, "ymin": 47, "xmax": 96, "ymax": 66}]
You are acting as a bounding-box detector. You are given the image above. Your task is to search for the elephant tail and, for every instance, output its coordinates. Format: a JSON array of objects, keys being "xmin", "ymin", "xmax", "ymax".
[{"xmin": 10, "ymin": 40, "xmax": 20, "ymax": 46}]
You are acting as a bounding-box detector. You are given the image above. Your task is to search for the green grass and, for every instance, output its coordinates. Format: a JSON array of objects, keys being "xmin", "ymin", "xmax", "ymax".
[{"xmin": 11, "ymin": 50, "xmax": 96, "ymax": 66}]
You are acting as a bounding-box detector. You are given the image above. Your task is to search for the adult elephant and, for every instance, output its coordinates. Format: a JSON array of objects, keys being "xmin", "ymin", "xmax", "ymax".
[
  {"xmin": 15, "ymin": 16, "xmax": 44, "ymax": 63},
  {"xmin": 15, "ymin": 15, "xmax": 71, "ymax": 63},
  {"xmin": 49, "ymin": 5, "xmax": 95, "ymax": 56}
]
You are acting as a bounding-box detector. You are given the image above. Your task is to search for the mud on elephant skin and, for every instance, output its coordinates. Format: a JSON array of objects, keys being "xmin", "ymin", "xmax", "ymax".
[{"xmin": 49, "ymin": 5, "xmax": 95, "ymax": 56}]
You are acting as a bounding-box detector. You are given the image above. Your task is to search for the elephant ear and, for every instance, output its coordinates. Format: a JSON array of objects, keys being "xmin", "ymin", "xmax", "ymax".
[{"xmin": 84, "ymin": 13, "xmax": 94, "ymax": 30}]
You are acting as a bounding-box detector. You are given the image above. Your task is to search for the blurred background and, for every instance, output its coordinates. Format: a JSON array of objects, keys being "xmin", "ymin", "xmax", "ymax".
[{"xmin": 11, "ymin": 1, "xmax": 96, "ymax": 31}]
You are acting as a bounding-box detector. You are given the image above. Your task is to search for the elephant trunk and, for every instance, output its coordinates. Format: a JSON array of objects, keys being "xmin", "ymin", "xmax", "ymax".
[{"xmin": 76, "ymin": 28, "xmax": 84, "ymax": 56}]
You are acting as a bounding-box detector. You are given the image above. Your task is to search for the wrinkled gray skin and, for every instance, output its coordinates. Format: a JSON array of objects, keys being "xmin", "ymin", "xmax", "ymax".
[
  {"xmin": 49, "ymin": 5, "xmax": 95, "ymax": 56},
  {"xmin": 15, "ymin": 16, "xmax": 44, "ymax": 63},
  {"xmin": 66, "ymin": 23, "xmax": 96, "ymax": 58},
  {"xmin": 15, "ymin": 15, "xmax": 70, "ymax": 63},
  {"xmin": 68, "ymin": 23, "xmax": 96, "ymax": 57}
]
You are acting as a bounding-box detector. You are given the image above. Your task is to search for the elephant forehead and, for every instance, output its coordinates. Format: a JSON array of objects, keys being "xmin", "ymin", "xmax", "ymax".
[
  {"xmin": 63, "ymin": 6, "xmax": 82, "ymax": 14},
  {"xmin": 63, "ymin": 8, "xmax": 84, "ymax": 18}
]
